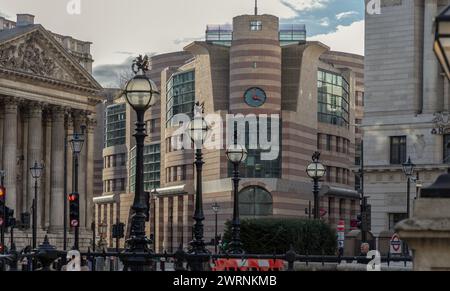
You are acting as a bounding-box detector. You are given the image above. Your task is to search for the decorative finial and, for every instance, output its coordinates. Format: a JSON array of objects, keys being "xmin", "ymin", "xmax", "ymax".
[
  {"xmin": 132, "ymin": 54, "xmax": 150, "ymax": 75},
  {"xmin": 312, "ymin": 151, "xmax": 321, "ymax": 162}
]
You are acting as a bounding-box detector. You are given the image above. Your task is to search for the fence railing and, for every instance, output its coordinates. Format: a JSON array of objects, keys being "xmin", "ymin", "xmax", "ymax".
[{"xmin": 0, "ymin": 244, "xmax": 413, "ymax": 272}]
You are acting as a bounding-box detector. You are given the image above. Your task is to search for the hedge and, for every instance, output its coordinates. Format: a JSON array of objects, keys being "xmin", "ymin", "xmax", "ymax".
[{"xmin": 222, "ymin": 218, "xmax": 337, "ymax": 255}]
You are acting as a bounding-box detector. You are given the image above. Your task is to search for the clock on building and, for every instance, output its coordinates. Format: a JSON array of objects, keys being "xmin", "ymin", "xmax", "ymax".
[{"xmin": 244, "ymin": 87, "xmax": 267, "ymax": 107}]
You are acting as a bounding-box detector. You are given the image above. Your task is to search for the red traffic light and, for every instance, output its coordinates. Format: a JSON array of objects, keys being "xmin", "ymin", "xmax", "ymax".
[{"xmin": 68, "ymin": 193, "xmax": 79, "ymax": 202}]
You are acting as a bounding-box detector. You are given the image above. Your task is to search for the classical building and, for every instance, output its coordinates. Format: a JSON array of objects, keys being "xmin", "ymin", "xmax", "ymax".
[
  {"xmin": 0, "ymin": 14, "xmax": 103, "ymax": 249},
  {"xmin": 96, "ymin": 12, "xmax": 365, "ymax": 252},
  {"xmin": 364, "ymin": 0, "xmax": 450, "ymax": 236}
]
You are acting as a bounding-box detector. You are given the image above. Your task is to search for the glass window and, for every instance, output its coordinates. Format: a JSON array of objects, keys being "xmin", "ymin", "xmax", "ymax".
[
  {"xmin": 129, "ymin": 144, "xmax": 161, "ymax": 193},
  {"xmin": 317, "ymin": 70, "xmax": 350, "ymax": 127},
  {"xmin": 250, "ymin": 20, "xmax": 262, "ymax": 31},
  {"xmin": 390, "ymin": 136, "xmax": 407, "ymax": 165},
  {"xmin": 229, "ymin": 117, "xmax": 281, "ymax": 179},
  {"xmin": 104, "ymin": 103, "xmax": 126, "ymax": 148},
  {"xmin": 239, "ymin": 187, "xmax": 273, "ymax": 218},
  {"xmin": 166, "ymin": 70, "xmax": 195, "ymax": 127}
]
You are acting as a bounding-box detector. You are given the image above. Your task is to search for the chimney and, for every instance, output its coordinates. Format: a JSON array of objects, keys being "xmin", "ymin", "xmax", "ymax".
[{"xmin": 16, "ymin": 14, "xmax": 35, "ymax": 27}]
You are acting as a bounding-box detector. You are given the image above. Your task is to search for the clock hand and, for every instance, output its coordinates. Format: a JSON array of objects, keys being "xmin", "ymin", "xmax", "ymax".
[{"xmin": 252, "ymin": 95, "xmax": 261, "ymax": 101}]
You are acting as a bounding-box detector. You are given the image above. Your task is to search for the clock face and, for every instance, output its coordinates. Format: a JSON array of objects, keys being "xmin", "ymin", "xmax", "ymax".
[{"xmin": 244, "ymin": 87, "xmax": 267, "ymax": 107}]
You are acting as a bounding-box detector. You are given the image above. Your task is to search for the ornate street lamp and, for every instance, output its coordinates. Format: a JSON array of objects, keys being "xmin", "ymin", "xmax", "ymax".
[
  {"xmin": 120, "ymin": 55, "xmax": 159, "ymax": 271},
  {"xmin": 186, "ymin": 102, "xmax": 209, "ymax": 271},
  {"xmin": 306, "ymin": 152, "xmax": 326, "ymax": 219},
  {"xmin": 434, "ymin": 5, "xmax": 450, "ymax": 80},
  {"xmin": 211, "ymin": 202, "xmax": 220, "ymax": 255},
  {"xmin": 98, "ymin": 221, "xmax": 108, "ymax": 250},
  {"xmin": 30, "ymin": 161, "xmax": 44, "ymax": 249},
  {"xmin": 68, "ymin": 126, "xmax": 85, "ymax": 250},
  {"xmin": 402, "ymin": 157, "xmax": 416, "ymax": 219},
  {"xmin": 226, "ymin": 144, "xmax": 247, "ymax": 254}
]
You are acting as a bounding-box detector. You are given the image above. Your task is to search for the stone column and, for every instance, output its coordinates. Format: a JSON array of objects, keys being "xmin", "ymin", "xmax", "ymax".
[
  {"xmin": 66, "ymin": 114, "xmax": 74, "ymax": 196},
  {"xmin": 0, "ymin": 112, "xmax": 3, "ymax": 170},
  {"xmin": 423, "ymin": 0, "xmax": 442, "ymax": 113},
  {"xmin": 3, "ymin": 98, "xmax": 19, "ymax": 214},
  {"xmin": 74, "ymin": 112, "xmax": 87, "ymax": 229},
  {"xmin": 44, "ymin": 110, "xmax": 52, "ymax": 229},
  {"xmin": 27, "ymin": 102, "xmax": 44, "ymax": 227},
  {"xmin": 172, "ymin": 196, "xmax": 180, "ymax": 249},
  {"xmin": 50, "ymin": 107, "xmax": 65, "ymax": 232},
  {"xmin": 86, "ymin": 118, "xmax": 96, "ymax": 228},
  {"xmin": 21, "ymin": 110, "xmax": 29, "ymax": 214}
]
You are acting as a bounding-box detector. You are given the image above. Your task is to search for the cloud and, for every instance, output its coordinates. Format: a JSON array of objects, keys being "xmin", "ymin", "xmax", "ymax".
[
  {"xmin": 336, "ymin": 11, "xmax": 358, "ymax": 20},
  {"xmin": 173, "ymin": 36, "xmax": 204, "ymax": 45},
  {"xmin": 309, "ymin": 20, "xmax": 364, "ymax": 55},
  {"xmin": 93, "ymin": 53, "xmax": 156, "ymax": 88},
  {"xmin": 319, "ymin": 17, "xmax": 330, "ymax": 27},
  {"xmin": 280, "ymin": 0, "xmax": 330, "ymax": 12}
]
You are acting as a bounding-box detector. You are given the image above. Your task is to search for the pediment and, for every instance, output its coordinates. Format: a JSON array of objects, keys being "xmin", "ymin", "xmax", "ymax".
[{"xmin": 0, "ymin": 26, "xmax": 100, "ymax": 90}]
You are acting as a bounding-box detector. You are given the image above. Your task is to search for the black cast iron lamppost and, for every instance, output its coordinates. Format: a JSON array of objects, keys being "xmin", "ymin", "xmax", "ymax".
[
  {"xmin": 306, "ymin": 152, "xmax": 326, "ymax": 220},
  {"xmin": 226, "ymin": 144, "xmax": 247, "ymax": 254},
  {"xmin": 434, "ymin": 5, "xmax": 450, "ymax": 81},
  {"xmin": 211, "ymin": 202, "xmax": 220, "ymax": 254},
  {"xmin": 69, "ymin": 126, "xmax": 85, "ymax": 250},
  {"xmin": 402, "ymin": 157, "xmax": 416, "ymax": 219},
  {"xmin": 121, "ymin": 55, "xmax": 159, "ymax": 271},
  {"xmin": 30, "ymin": 161, "xmax": 44, "ymax": 249},
  {"xmin": 187, "ymin": 102, "xmax": 209, "ymax": 270}
]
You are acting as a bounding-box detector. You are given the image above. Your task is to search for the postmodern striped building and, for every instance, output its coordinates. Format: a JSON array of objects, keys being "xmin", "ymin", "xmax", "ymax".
[{"xmin": 96, "ymin": 13, "xmax": 365, "ymax": 252}]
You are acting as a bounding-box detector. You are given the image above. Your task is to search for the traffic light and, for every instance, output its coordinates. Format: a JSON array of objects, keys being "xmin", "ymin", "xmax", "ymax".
[
  {"xmin": 21, "ymin": 212, "xmax": 31, "ymax": 229},
  {"xmin": 356, "ymin": 214, "xmax": 362, "ymax": 230},
  {"xmin": 69, "ymin": 193, "xmax": 80, "ymax": 228},
  {"xmin": 0, "ymin": 243, "xmax": 4, "ymax": 254},
  {"xmin": 112, "ymin": 223, "xmax": 125, "ymax": 239},
  {"xmin": 0, "ymin": 186, "xmax": 5, "ymax": 203},
  {"xmin": 5, "ymin": 207, "xmax": 14, "ymax": 228}
]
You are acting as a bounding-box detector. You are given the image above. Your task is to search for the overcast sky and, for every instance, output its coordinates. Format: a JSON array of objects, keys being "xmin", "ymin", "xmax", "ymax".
[{"xmin": 0, "ymin": 0, "xmax": 365, "ymax": 87}]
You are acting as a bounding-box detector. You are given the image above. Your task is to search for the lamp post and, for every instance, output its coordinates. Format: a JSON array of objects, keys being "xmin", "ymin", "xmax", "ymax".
[
  {"xmin": 29, "ymin": 161, "xmax": 44, "ymax": 249},
  {"xmin": 226, "ymin": 144, "xmax": 248, "ymax": 254},
  {"xmin": 402, "ymin": 157, "xmax": 416, "ymax": 219},
  {"xmin": 187, "ymin": 102, "xmax": 209, "ymax": 270},
  {"xmin": 69, "ymin": 126, "xmax": 85, "ymax": 250},
  {"xmin": 434, "ymin": 5, "xmax": 450, "ymax": 81},
  {"xmin": 120, "ymin": 55, "xmax": 159, "ymax": 271},
  {"xmin": 211, "ymin": 202, "xmax": 220, "ymax": 254},
  {"xmin": 306, "ymin": 152, "xmax": 326, "ymax": 219}
]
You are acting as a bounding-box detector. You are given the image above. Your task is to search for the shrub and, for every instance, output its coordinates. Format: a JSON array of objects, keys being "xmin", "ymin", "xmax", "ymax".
[{"xmin": 222, "ymin": 218, "xmax": 337, "ymax": 255}]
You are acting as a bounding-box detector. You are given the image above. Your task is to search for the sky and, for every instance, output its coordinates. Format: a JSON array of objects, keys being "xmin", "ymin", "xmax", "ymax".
[{"xmin": 0, "ymin": 0, "xmax": 365, "ymax": 87}]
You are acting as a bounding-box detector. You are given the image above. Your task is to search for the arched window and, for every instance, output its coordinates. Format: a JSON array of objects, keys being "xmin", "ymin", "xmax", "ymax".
[{"xmin": 239, "ymin": 186, "xmax": 273, "ymax": 218}]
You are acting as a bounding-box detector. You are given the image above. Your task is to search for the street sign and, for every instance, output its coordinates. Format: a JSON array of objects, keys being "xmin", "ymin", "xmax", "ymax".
[{"xmin": 390, "ymin": 233, "xmax": 402, "ymax": 254}]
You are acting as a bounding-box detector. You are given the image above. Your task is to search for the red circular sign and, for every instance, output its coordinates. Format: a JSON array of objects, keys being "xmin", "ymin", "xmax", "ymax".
[{"xmin": 71, "ymin": 220, "xmax": 79, "ymax": 227}]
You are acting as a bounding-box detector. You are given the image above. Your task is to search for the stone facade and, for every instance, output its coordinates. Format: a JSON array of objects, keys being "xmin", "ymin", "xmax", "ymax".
[
  {"xmin": 364, "ymin": 0, "xmax": 450, "ymax": 236},
  {"xmin": 0, "ymin": 14, "xmax": 103, "ymax": 250}
]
